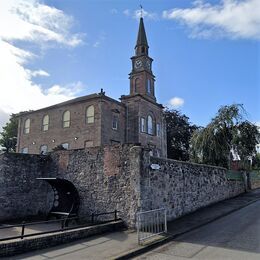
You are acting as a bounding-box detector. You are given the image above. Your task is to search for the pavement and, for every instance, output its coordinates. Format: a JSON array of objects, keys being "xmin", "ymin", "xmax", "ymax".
[
  {"xmin": 0, "ymin": 222, "xmax": 61, "ymax": 241},
  {"xmin": 3, "ymin": 188, "xmax": 260, "ymax": 260}
]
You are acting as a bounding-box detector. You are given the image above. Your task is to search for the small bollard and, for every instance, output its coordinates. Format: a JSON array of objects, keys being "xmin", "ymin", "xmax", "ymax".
[
  {"xmin": 91, "ymin": 213, "xmax": 94, "ymax": 224},
  {"xmin": 21, "ymin": 221, "xmax": 25, "ymax": 239},
  {"xmin": 114, "ymin": 210, "xmax": 117, "ymax": 221}
]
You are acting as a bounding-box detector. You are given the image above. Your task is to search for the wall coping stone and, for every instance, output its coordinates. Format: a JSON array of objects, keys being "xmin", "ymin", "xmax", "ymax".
[{"xmin": 150, "ymin": 156, "xmax": 227, "ymax": 171}]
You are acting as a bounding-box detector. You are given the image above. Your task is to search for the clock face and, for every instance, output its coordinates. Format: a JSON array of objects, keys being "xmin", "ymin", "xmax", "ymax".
[
  {"xmin": 145, "ymin": 60, "xmax": 151, "ymax": 70},
  {"xmin": 134, "ymin": 59, "xmax": 142, "ymax": 69}
]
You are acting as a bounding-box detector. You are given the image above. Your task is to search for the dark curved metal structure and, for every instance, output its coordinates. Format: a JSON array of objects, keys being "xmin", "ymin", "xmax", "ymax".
[{"xmin": 37, "ymin": 178, "xmax": 80, "ymax": 220}]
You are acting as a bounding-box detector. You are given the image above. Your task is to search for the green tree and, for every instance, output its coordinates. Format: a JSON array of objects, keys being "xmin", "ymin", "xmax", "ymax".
[
  {"xmin": 164, "ymin": 109, "xmax": 197, "ymax": 161},
  {"xmin": 0, "ymin": 113, "xmax": 18, "ymax": 153},
  {"xmin": 190, "ymin": 104, "xmax": 259, "ymax": 168},
  {"xmin": 252, "ymin": 153, "xmax": 260, "ymax": 170}
]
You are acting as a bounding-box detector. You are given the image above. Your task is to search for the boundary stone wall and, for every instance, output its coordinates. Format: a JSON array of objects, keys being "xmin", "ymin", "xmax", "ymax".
[
  {"xmin": 0, "ymin": 153, "xmax": 52, "ymax": 221},
  {"xmin": 140, "ymin": 154, "xmax": 245, "ymax": 221},
  {"xmin": 0, "ymin": 145, "xmax": 248, "ymax": 227}
]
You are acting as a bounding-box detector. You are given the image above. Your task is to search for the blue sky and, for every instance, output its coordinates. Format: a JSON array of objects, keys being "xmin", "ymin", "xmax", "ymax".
[{"xmin": 0, "ymin": 0, "xmax": 259, "ymax": 130}]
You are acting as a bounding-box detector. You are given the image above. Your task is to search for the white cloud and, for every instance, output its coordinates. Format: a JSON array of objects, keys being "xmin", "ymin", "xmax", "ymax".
[
  {"xmin": 46, "ymin": 81, "xmax": 84, "ymax": 97},
  {"xmin": 123, "ymin": 9, "xmax": 130, "ymax": 16},
  {"xmin": 30, "ymin": 69, "xmax": 50, "ymax": 77},
  {"xmin": 167, "ymin": 97, "xmax": 185, "ymax": 109},
  {"xmin": 124, "ymin": 8, "xmax": 158, "ymax": 20},
  {"xmin": 0, "ymin": 0, "xmax": 84, "ymax": 130},
  {"xmin": 162, "ymin": 0, "xmax": 260, "ymax": 40},
  {"xmin": 0, "ymin": 0, "xmax": 83, "ymax": 46}
]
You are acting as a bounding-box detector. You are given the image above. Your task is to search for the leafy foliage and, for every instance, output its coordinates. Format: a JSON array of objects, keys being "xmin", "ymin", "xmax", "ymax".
[
  {"xmin": 164, "ymin": 109, "xmax": 197, "ymax": 161},
  {"xmin": 190, "ymin": 104, "xmax": 259, "ymax": 168},
  {"xmin": 0, "ymin": 114, "xmax": 18, "ymax": 153},
  {"xmin": 252, "ymin": 153, "xmax": 260, "ymax": 170}
]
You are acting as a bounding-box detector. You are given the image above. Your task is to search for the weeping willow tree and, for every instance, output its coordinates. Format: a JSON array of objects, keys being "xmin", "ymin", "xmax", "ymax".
[{"xmin": 190, "ymin": 104, "xmax": 259, "ymax": 168}]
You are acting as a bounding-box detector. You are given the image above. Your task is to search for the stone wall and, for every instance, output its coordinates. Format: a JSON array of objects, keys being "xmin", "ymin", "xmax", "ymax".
[
  {"xmin": 45, "ymin": 145, "xmax": 142, "ymax": 227},
  {"xmin": 0, "ymin": 145, "xmax": 248, "ymax": 227},
  {"xmin": 139, "ymin": 154, "xmax": 245, "ymax": 221},
  {"xmin": 0, "ymin": 153, "xmax": 52, "ymax": 221},
  {"xmin": 249, "ymin": 171, "xmax": 260, "ymax": 189}
]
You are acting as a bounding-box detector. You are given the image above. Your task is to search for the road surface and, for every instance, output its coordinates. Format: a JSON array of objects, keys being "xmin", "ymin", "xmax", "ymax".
[{"xmin": 136, "ymin": 200, "xmax": 260, "ymax": 260}]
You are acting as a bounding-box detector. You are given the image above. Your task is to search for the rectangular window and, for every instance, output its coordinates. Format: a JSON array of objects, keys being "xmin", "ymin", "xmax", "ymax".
[
  {"xmin": 140, "ymin": 117, "xmax": 145, "ymax": 133},
  {"xmin": 21, "ymin": 147, "xmax": 28, "ymax": 154},
  {"xmin": 61, "ymin": 143, "xmax": 69, "ymax": 150},
  {"xmin": 40, "ymin": 145, "xmax": 48, "ymax": 154},
  {"xmin": 156, "ymin": 123, "xmax": 160, "ymax": 136},
  {"xmin": 85, "ymin": 140, "xmax": 94, "ymax": 148},
  {"xmin": 112, "ymin": 115, "xmax": 118, "ymax": 130}
]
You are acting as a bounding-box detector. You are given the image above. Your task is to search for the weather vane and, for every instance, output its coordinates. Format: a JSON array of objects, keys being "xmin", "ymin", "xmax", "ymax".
[{"xmin": 140, "ymin": 4, "xmax": 143, "ymax": 18}]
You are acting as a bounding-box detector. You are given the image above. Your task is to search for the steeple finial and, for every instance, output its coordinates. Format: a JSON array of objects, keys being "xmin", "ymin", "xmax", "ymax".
[
  {"xmin": 135, "ymin": 15, "xmax": 148, "ymax": 49},
  {"xmin": 140, "ymin": 4, "xmax": 143, "ymax": 18}
]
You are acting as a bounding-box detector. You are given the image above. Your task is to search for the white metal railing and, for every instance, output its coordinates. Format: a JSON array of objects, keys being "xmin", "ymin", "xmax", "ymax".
[{"xmin": 136, "ymin": 208, "xmax": 167, "ymax": 245}]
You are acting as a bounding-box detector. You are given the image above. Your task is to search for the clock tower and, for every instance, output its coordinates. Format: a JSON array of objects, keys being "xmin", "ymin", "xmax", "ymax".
[
  {"xmin": 121, "ymin": 17, "xmax": 167, "ymax": 158},
  {"xmin": 129, "ymin": 17, "xmax": 156, "ymax": 101}
]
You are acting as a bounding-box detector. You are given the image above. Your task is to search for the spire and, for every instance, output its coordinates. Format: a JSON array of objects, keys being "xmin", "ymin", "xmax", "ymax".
[{"xmin": 135, "ymin": 17, "xmax": 148, "ymax": 48}]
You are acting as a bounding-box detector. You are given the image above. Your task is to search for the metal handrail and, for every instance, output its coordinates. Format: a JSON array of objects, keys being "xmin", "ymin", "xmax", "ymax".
[
  {"xmin": 0, "ymin": 216, "xmax": 78, "ymax": 230},
  {"xmin": 0, "ymin": 210, "xmax": 120, "ymax": 242}
]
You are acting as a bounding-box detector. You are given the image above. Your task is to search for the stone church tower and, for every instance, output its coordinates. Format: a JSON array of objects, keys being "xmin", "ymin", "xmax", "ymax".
[
  {"xmin": 16, "ymin": 17, "xmax": 167, "ymax": 157},
  {"xmin": 121, "ymin": 18, "xmax": 167, "ymax": 157}
]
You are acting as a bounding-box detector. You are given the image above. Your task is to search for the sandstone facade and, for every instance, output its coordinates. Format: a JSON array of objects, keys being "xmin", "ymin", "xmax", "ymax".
[{"xmin": 16, "ymin": 18, "xmax": 167, "ymax": 157}]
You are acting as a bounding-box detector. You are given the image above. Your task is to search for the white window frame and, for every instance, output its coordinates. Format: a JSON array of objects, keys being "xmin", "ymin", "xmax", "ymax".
[
  {"xmin": 156, "ymin": 123, "xmax": 160, "ymax": 137},
  {"xmin": 42, "ymin": 115, "xmax": 49, "ymax": 131},
  {"xmin": 63, "ymin": 111, "xmax": 70, "ymax": 128},
  {"xmin": 140, "ymin": 117, "xmax": 146, "ymax": 133},
  {"xmin": 146, "ymin": 79, "xmax": 152, "ymax": 94},
  {"xmin": 61, "ymin": 143, "xmax": 69, "ymax": 150},
  {"xmin": 24, "ymin": 118, "xmax": 30, "ymax": 134},
  {"xmin": 112, "ymin": 115, "xmax": 119, "ymax": 130},
  {"xmin": 21, "ymin": 147, "xmax": 28, "ymax": 154},
  {"xmin": 86, "ymin": 105, "xmax": 94, "ymax": 123},
  {"xmin": 147, "ymin": 115, "xmax": 153, "ymax": 135},
  {"xmin": 40, "ymin": 145, "xmax": 48, "ymax": 154}
]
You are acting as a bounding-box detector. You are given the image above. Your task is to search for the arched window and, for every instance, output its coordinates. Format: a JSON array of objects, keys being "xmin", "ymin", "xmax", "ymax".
[
  {"xmin": 40, "ymin": 145, "xmax": 48, "ymax": 154},
  {"xmin": 42, "ymin": 115, "xmax": 49, "ymax": 131},
  {"xmin": 146, "ymin": 79, "xmax": 152, "ymax": 94},
  {"xmin": 147, "ymin": 115, "xmax": 154, "ymax": 135},
  {"xmin": 140, "ymin": 117, "xmax": 146, "ymax": 133},
  {"xmin": 134, "ymin": 78, "xmax": 140, "ymax": 93},
  {"xmin": 24, "ymin": 118, "xmax": 30, "ymax": 134},
  {"xmin": 156, "ymin": 123, "xmax": 160, "ymax": 137},
  {"xmin": 86, "ymin": 105, "xmax": 94, "ymax": 123},
  {"xmin": 112, "ymin": 115, "xmax": 119, "ymax": 130},
  {"xmin": 63, "ymin": 110, "xmax": 70, "ymax": 128}
]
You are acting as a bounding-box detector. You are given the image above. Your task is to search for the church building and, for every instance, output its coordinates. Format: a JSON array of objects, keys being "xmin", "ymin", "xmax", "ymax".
[{"xmin": 16, "ymin": 18, "xmax": 167, "ymax": 157}]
